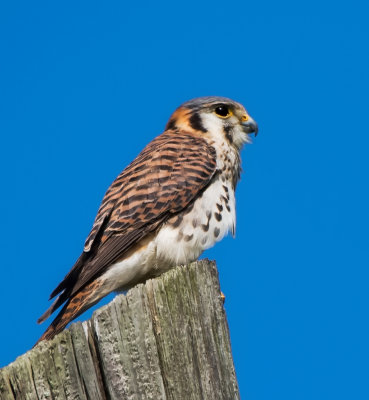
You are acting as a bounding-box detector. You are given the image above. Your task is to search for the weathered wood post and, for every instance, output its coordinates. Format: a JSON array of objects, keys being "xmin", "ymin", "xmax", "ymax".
[{"xmin": 0, "ymin": 260, "xmax": 240, "ymax": 399}]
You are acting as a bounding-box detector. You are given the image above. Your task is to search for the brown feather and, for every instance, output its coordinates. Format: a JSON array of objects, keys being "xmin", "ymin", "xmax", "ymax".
[
  {"xmin": 36, "ymin": 278, "xmax": 105, "ymax": 344},
  {"xmin": 39, "ymin": 130, "xmax": 217, "ymax": 330}
]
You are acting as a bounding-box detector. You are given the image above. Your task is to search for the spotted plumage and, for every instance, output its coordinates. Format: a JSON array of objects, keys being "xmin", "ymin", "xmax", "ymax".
[{"xmin": 37, "ymin": 96, "xmax": 258, "ymax": 344}]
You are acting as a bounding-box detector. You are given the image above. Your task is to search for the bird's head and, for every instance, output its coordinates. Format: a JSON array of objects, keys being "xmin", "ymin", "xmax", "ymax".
[{"xmin": 165, "ymin": 96, "xmax": 258, "ymax": 149}]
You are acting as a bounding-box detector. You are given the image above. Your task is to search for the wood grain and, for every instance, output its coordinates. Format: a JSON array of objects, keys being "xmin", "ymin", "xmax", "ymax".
[{"xmin": 0, "ymin": 260, "xmax": 240, "ymax": 399}]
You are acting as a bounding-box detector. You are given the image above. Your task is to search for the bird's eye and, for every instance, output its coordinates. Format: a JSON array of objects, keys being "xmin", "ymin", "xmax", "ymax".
[{"xmin": 214, "ymin": 105, "xmax": 232, "ymax": 118}]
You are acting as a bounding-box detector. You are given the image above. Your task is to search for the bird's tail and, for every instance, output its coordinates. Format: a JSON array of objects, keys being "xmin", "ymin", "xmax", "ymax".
[{"xmin": 35, "ymin": 278, "xmax": 105, "ymax": 345}]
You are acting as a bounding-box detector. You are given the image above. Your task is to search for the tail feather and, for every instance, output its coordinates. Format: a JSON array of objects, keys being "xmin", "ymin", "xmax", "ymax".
[
  {"xmin": 37, "ymin": 293, "xmax": 68, "ymax": 324},
  {"xmin": 36, "ymin": 278, "xmax": 105, "ymax": 345}
]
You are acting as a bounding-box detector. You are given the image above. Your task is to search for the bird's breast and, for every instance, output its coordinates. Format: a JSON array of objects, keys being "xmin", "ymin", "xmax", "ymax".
[
  {"xmin": 155, "ymin": 175, "xmax": 236, "ymax": 267},
  {"xmin": 100, "ymin": 174, "xmax": 236, "ymax": 293}
]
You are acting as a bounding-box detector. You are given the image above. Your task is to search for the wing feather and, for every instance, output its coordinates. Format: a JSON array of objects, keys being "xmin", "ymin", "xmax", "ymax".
[{"xmin": 45, "ymin": 131, "xmax": 217, "ymax": 310}]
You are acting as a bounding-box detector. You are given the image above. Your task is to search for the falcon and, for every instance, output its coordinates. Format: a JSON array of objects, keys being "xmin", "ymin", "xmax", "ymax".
[{"xmin": 37, "ymin": 96, "xmax": 258, "ymax": 343}]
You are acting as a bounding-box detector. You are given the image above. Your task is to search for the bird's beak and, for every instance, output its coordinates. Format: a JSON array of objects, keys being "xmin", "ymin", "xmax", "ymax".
[{"xmin": 242, "ymin": 115, "xmax": 258, "ymax": 136}]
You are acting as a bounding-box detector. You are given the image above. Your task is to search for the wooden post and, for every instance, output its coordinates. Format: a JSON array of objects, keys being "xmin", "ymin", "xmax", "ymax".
[{"xmin": 0, "ymin": 260, "xmax": 240, "ymax": 399}]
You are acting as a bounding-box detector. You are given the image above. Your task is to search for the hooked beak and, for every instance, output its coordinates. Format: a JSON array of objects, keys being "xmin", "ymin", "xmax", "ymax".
[{"xmin": 242, "ymin": 115, "xmax": 258, "ymax": 136}]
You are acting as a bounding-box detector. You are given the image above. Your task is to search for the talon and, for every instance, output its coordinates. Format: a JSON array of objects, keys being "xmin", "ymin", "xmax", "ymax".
[{"xmin": 220, "ymin": 292, "xmax": 226, "ymax": 304}]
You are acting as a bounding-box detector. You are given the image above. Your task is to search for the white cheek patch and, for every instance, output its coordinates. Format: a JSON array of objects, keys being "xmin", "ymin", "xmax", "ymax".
[
  {"xmin": 201, "ymin": 113, "xmax": 249, "ymax": 149},
  {"xmin": 201, "ymin": 113, "xmax": 228, "ymax": 140}
]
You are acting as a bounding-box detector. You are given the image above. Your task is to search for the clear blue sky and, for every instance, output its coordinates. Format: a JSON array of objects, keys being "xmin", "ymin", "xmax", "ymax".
[{"xmin": 1, "ymin": 1, "xmax": 368, "ymax": 398}]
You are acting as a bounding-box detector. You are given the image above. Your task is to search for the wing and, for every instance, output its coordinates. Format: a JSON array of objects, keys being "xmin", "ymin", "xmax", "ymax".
[{"xmin": 41, "ymin": 131, "xmax": 217, "ymax": 320}]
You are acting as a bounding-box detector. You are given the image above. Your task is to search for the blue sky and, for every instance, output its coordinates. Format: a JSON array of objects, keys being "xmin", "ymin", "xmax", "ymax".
[{"xmin": 1, "ymin": 1, "xmax": 368, "ymax": 398}]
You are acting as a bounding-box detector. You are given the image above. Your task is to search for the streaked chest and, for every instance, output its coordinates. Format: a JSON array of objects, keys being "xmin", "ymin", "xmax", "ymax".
[{"xmin": 155, "ymin": 172, "xmax": 236, "ymax": 266}]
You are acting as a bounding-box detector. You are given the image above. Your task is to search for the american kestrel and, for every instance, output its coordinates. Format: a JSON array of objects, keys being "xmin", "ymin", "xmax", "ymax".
[{"xmin": 37, "ymin": 96, "xmax": 258, "ymax": 343}]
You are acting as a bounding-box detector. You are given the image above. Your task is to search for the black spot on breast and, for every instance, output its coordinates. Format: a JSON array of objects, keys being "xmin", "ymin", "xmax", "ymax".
[
  {"xmin": 184, "ymin": 234, "xmax": 193, "ymax": 242},
  {"xmin": 202, "ymin": 209, "xmax": 212, "ymax": 232},
  {"xmin": 171, "ymin": 215, "xmax": 183, "ymax": 228},
  {"xmin": 216, "ymin": 203, "xmax": 223, "ymax": 212},
  {"xmin": 214, "ymin": 227, "xmax": 220, "ymax": 238},
  {"xmin": 214, "ymin": 212, "xmax": 222, "ymax": 221},
  {"xmin": 192, "ymin": 218, "xmax": 199, "ymax": 228},
  {"xmin": 189, "ymin": 112, "xmax": 207, "ymax": 133},
  {"xmin": 226, "ymin": 204, "xmax": 231, "ymax": 212}
]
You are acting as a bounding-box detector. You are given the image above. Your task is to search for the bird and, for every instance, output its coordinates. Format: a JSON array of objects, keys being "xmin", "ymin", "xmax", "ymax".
[{"xmin": 36, "ymin": 96, "xmax": 258, "ymax": 344}]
